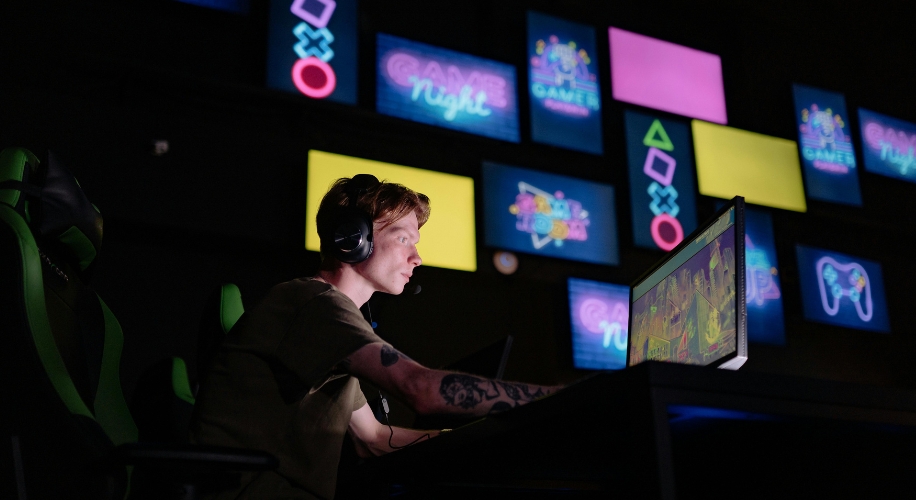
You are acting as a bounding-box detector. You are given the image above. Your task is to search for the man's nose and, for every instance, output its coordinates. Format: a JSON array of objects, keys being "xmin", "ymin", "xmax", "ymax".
[{"xmin": 409, "ymin": 247, "xmax": 422, "ymax": 267}]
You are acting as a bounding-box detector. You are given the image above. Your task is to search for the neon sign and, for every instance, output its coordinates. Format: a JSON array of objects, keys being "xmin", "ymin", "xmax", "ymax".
[
  {"xmin": 265, "ymin": 0, "xmax": 356, "ymax": 104},
  {"xmin": 625, "ymin": 111, "xmax": 697, "ymax": 252},
  {"xmin": 792, "ymin": 84, "xmax": 862, "ymax": 205},
  {"xmin": 509, "ymin": 183, "xmax": 589, "ymax": 249},
  {"xmin": 796, "ymin": 245, "xmax": 889, "ymax": 333},
  {"xmin": 483, "ymin": 162, "xmax": 619, "ymax": 266},
  {"xmin": 527, "ymin": 12, "xmax": 603, "ymax": 154},
  {"xmin": 741, "ymin": 208, "xmax": 785, "ymax": 345},
  {"xmin": 568, "ymin": 278, "xmax": 630, "ymax": 370},
  {"xmin": 377, "ymin": 34, "xmax": 519, "ymax": 142},
  {"xmin": 745, "ymin": 235, "xmax": 781, "ymax": 306},
  {"xmin": 859, "ymin": 108, "xmax": 916, "ymax": 183}
]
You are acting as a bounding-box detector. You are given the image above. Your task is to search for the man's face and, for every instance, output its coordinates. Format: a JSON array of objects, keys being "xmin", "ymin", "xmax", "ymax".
[{"xmin": 354, "ymin": 211, "xmax": 422, "ymax": 295}]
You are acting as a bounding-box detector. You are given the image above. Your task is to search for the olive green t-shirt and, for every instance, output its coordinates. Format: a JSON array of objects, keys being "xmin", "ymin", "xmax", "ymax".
[{"xmin": 191, "ymin": 278, "xmax": 382, "ymax": 499}]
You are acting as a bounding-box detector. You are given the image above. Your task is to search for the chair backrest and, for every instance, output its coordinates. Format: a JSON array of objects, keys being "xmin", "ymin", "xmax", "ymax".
[
  {"xmin": 1, "ymin": 147, "xmax": 136, "ymax": 499},
  {"xmin": 197, "ymin": 283, "xmax": 244, "ymax": 385}
]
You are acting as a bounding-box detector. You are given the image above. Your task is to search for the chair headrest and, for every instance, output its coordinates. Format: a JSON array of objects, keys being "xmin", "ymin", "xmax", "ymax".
[{"xmin": 0, "ymin": 147, "xmax": 103, "ymax": 273}]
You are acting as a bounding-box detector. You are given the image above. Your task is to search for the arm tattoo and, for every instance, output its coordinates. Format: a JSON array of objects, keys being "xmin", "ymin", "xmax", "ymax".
[
  {"xmin": 439, "ymin": 374, "xmax": 546, "ymax": 411},
  {"xmin": 380, "ymin": 345, "xmax": 401, "ymax": 367}
]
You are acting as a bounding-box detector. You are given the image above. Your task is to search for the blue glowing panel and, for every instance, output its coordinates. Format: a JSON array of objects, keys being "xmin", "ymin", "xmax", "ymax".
[
  {"xmin": 527, "ymin": 11, "xmax": 603, "ymax": 155},
  {"xmin": 796, "ymin": 245, "xmax": 889, "ymax": 333},
  {"xmin": 175, "ymin": 0, "xmax": 249, "ymax": 13},
  {"xmin": 744, "ymin": 208, "xmax": 785, "ymax": 345},
  {"xmin": 792, "ymin": 84, "xmax": 861, "ymax": 206},
  {"xmin": 377, "ymin": 34, "xmax": 520, "ymax": 143},
  {"xmin": 568, "ymin": 278, "xmax": 629, "ymax": 370},
  {"xmin": 625, "ymin": 110, "xmax": 698, "ymax": 251},
  {"xmin": 266, "ymin": 0, "xmax": 357, "ymax": 104},
  {"xmin": 859, "ymin": 108, "xmax": 916, "ymax": 184},
  {"xmin": 482, "ymin": 162, "xmax": 618, "ymax": 265}
]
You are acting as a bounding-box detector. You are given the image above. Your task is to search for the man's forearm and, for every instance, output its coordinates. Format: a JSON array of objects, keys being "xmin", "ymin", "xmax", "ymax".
[{"xmin": 416, "ymin": 369, "xmax": 559, "ymax": 417}]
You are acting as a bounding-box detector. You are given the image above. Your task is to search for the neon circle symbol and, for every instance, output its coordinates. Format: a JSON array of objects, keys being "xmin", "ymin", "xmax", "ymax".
[
  {"xmin": 291, "ymin": 56, "xmax": 337, "ymax": 99},
  {"xmin": 650, "ymin": 213, "xmax": 684, "ymax": 251}
]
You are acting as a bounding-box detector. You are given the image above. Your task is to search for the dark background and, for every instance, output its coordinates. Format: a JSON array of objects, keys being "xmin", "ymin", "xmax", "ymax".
[{"xmin": 4, "ymin": 0, "xmax": 916, "ymax": 419}]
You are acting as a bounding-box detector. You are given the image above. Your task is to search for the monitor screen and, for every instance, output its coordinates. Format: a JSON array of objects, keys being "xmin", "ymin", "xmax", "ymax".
[
  {"xmin": 568, "ymin": 278, "xmax": 630, "ymax": 370},
  {"xmin": 625, "ymin": 110, "xmax": 698, "ymax": 251},
  {"xmin": 792, "ymin": 84, "xmax": 862, "ymax": 206},
  {"xmin": 628, "ymin": 198, "xmax": 747, "ymax": 370},
  {"xmin": 796, "ymin": 245, "xmax": 890, "ymax": 333},
  {"xmin": 692, "ymin": 120, "xmax": 807, "ymax": 212},
  {"xmin": 376, "ymin": 33, "xmax": 520, "ymax": 143},
  {"xmin": 482, "ymin": 161, "xmax": 619, "ymax": 266},
  {"xmin": 858, "ymin": 107, "xmax": 916, "ymax": 184},
  {"xmin": 266, "ymin": 0, "xmax": 358, "ymax": 104},
  {"xmin": 744, "ymin": 208, "xmax": 786, "ymax": 345},
  {"xmin": 609, "ymin": 28, "xmax": 727, "ymax": 124},
  {"xmin": 527, "ymin": 11, "xmax": 603, "ymax": 155},
  {"xmin": 306, "ymin": 150, "xmax": 477, "ymax": 272}
]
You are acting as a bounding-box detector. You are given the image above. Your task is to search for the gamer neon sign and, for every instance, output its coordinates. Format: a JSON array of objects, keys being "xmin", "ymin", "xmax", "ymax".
[
  {"xmin": 799, "ymin": 105, "xmax": 856, "ymax": 174},
  {"xmin": 509, "ymin": 182, "xmax": 589, "ymax": 249},
  {"xmin": 385, "ymin": 53, "xmax": 508, "ymax": 122},
  {"xmin": 529, "ymin": 35, "xmax": 600, "ymax": 118},
  {"xmin": 289, "ymin": 0, "xmax": 339, "ymax": 98}
]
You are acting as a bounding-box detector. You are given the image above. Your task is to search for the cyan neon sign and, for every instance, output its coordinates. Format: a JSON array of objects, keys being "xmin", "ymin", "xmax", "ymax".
[
  {"xmin": 529, "ymin": 35, "xmax": 599, "ymax": 118},
  {"xmin": 863, "ymin": 120, "xmax": 916, "ymax": 176},
  {"xmin": 799, "ymin": 105, "xmax": 856, "ymax": 174}
]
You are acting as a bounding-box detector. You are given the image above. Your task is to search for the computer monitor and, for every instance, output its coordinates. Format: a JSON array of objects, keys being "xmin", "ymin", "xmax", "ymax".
[{"xmin": 627, "ymin": 197, "xmax": 747, "ymax": 370}]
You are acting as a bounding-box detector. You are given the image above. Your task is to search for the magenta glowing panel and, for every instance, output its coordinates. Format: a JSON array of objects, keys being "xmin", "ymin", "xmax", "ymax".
[{"xmin": 609, "ymin": 28, "xmax": 727, "ymax": 124}]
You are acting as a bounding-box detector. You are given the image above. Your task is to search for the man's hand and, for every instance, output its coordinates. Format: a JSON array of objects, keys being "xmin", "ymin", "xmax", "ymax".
[{"xmin": 342, "ymin": 342, "xmax": 561, "ymax": 417}]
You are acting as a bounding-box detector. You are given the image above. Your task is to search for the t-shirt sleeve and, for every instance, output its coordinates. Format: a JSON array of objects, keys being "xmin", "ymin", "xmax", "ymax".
[
  {"xmin": 275, "ymin": 288, "xmax": 384, "ymax": 389},
  {"xmin": 351, "ymin": 378, "xmax": 367, "ymax": 411}
]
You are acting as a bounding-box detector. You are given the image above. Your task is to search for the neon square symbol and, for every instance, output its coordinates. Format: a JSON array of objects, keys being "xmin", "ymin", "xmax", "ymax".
[
  {"xmin": 291, "ymin": 0, "xmax": 337, "ymax": 30},
  {"xmin": 642, "ymin": 147, "xmax": 677, "ymax": 186}
]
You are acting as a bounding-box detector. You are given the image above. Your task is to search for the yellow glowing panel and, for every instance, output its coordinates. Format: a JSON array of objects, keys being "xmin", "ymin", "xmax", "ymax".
[
  {"xmin": 692, "ymin": 121, "xmax": 807, "ymax": 212},
  {"xmin": 306, "ymin": 150, "xmax": 477, "ymax": 272}
]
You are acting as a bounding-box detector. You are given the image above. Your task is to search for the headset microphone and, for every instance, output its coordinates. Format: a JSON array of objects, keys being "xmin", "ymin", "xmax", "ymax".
[{"xmin": 409, "ymin": 284, "xmax": 422, "ymax": 295}]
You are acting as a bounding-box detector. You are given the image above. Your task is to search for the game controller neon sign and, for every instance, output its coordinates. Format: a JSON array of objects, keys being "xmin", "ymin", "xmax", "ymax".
[
  {"xmin": 289, "ymin": 0, "xmax": 338, "ymax": 99},
  {"xmin": 508, "ymin": 182, "xmax": 589, "ymax": 250},
  {"xmin": 578, "ymin": 298, "xmax": 628, "ymax": 350},
  {"xmin": 529, "ymin": 35, "xmax": 599, "ymax": 118},
  {"xmin": 815, "ymin": 256, "xmax": 873, "ymax": 322},
  {"xmin": 863, "ymin": 121, "xmax": 916, "ymax": 175},
  {"xmin": 384, "ymin": 52, "xmax": 508, "ymax": 122},
  {"xmin": 640, "ymin": 119, "xmax": 684, "ymax": 251},
  {"xmin": 745, "ymin": 235, "xmax": 781, "ymax": 306}
]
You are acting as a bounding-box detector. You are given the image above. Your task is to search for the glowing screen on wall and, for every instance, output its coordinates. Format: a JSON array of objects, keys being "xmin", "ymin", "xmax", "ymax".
[
  {"xmin": 482, "ymin": 162, "xmax": 618, "ymax": 266},
  {"xmin": 625, "ymin": 110, "xmax": 697, "ymax": 252},
  {"xmin": 266, "ymin": 0, "xmax": 357, "ymax": 104},
  {"xmin": 609, "ymin": 28, "xmax": 727, "ymax": 124},
  {"xmin": 306, "ymin": 151, "xmax": 477, "ymax": 272},
  {"xmin": 796, "ymin": 245, "xmax": 889, "ymax": 333},
  {"xmin": 744, "ymin": 208, "xmax": 785, "ymax": 345},
  {"xmin": 858, "ymin": 108, "xmax": 916, "ymax": 184},
  {"xmin": 692, "ymin": 120, "xmax": 807, "ymax": 212},
  {"xmin": 376, "ymin": 34, "xmax": 520, "ymax": 143},
  {"xmin": 527, "ymin": 11, "xmax": 603, "ymax": 155},
  {"xmin": 568, "ymin": 278, "xmax": 629, "ymax": 370},
  {"xmin": 792, "ymin": 84, "xmax": 861, "ymax": 206},
  {"xmin": 629, "ymin": 207, "xmax": 738, "ymax": 366}
]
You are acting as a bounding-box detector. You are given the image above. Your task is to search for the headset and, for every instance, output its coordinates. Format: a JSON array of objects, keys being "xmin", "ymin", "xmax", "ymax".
[{"xmin": 331, "ymin": 174, "xmax": 380, "ymax": 264}]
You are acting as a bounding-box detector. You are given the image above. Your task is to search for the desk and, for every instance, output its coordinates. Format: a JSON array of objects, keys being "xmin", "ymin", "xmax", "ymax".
[{"xmin": 354, "ymin": 362, "xmax": 916, "ymax": 499}]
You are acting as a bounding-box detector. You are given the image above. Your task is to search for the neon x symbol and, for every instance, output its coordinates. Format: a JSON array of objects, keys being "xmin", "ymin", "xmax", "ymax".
[
  {"xmin": 648, "ymin": 182, "xmax": 679, "ymax": 217},
  {"xmin": 293, "ymin": 22, "xmax": 335, "ymax": 62}
]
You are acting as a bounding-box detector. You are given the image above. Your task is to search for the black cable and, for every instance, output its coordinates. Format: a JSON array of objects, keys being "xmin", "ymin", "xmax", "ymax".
[{"xmin": 379, "ymin": 391, "xmax": 430, "ymax": 449}]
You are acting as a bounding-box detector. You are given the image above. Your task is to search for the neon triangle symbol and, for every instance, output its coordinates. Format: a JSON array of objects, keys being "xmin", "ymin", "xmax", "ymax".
[{"xmin": 642, "ymin": 119, "xmax": 675, "ymax": 151}]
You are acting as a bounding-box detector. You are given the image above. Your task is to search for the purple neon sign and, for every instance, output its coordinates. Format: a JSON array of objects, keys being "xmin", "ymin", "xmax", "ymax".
[{"xmin": 609, "ymin": 28, "xmax": 727, "ymax": 124}]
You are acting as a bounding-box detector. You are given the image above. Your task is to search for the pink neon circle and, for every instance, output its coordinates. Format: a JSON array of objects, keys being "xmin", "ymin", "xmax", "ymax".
[
  {"xmin": 650, "ymin": 213, "xmax": 684, "ymax": 252},
  {"xmin": 291, "ymin": 57, "xmax": 337, "ymax": 99}
]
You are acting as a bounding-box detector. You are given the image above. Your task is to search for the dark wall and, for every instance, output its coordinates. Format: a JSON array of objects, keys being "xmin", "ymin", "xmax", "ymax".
[{"xmin": 5, "ymin": 0, "xmax": 916, "ymax": 405}]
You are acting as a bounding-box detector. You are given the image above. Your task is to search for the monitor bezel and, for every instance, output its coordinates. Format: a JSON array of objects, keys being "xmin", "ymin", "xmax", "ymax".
[{"xmin": 626, "ymin": 196, "xmax": 747, "ymax": 370}]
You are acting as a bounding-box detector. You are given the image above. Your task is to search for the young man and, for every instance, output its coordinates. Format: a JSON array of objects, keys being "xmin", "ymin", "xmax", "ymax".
[{"xmin": 191, "ymin": 175, "xmax": 559, "ymax": 499}]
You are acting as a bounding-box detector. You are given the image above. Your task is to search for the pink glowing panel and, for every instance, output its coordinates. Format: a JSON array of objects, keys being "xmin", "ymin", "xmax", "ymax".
[{"xmin": 609, "ymin": 28, "xmax": 727, "ymax": 124}]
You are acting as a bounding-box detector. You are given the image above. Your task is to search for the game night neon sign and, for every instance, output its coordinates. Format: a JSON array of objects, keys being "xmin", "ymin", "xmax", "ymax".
[
  {"xmin": 377, "ymin": 34, "xmax": 519, "ymax": 143},
  {"xmin": 860, "ymin": 108, "xmax": 916, "ymax": 181},
  {"xmin": 529, "ymin": 35, "xmax": 599, "ymax": 117},
  {"xmin": 509, "ymin": 182, "xmax": 590, "ymax": 250}
]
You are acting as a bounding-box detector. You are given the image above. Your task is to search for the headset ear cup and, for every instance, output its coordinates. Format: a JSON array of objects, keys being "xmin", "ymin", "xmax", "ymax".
[{"xmin": 333, "ymin": 209, "xmax": 374, "ymax": 263}]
